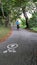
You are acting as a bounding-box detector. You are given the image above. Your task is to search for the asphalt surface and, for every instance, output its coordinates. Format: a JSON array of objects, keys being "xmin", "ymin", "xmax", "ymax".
[{"xmin": 0, "ymin": 27, "xmax": 37, "ymax": 65}]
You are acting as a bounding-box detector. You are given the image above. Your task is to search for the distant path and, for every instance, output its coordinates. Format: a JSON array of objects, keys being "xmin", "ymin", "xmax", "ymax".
[{"xmin": 0, "ymin": 26, "xmax": 37, "ymax": 65}]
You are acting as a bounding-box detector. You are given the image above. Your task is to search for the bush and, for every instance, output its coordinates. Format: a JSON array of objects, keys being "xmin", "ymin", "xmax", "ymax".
[
  {"xmin": 0, "ymin": 17, "xmax": 5, "ymax": 26},
  {"xmin": 20, "ymin": 18, "xmax": 26, "ymax": 28},
  {"xmin": 20, "ymin": 18, "xmax": 26, "ymax": 25},
  {"xmin": 29, "ymin": 12, "xmax": 37, "ymax": 28}
]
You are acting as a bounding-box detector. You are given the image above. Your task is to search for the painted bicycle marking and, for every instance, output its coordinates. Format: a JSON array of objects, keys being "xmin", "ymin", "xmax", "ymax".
[{"xmin": 3, "ymin": 43, "xmax": 18, "ymax": 53}]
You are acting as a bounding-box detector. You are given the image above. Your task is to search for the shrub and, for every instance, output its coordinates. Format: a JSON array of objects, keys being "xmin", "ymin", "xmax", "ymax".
[
  {"xmin": 29, "ymin": 12, "xmax": 37, "ymax": 28},
  {"xmin": 20, "ymin": 18, "xmax": 26, "ymax": 26}
]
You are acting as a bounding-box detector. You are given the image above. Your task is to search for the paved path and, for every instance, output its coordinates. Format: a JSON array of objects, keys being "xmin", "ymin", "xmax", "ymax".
[{"xmin": 0, "ymin": 27, "xmax": 37, "ymax": 65}]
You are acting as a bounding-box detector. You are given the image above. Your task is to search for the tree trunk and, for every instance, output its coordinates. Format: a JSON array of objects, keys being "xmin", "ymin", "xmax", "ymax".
[
  {"xmin": 0, "ymin": 0, "xmax": 10, "ymax": 27},
  {"xmin": 22, "ymin": 7, "xmax": 29, "ymax": 28},
  {"xmin": 25, "ymin": 17, "xmax": 29, "ymax": 28},
  {"xmin": 0, "ymin": 0, "xmax": 5, "ymax": 18},
  {"xmin": 5, "ymin": 16, "xmax": 9, "ymax": 27}
]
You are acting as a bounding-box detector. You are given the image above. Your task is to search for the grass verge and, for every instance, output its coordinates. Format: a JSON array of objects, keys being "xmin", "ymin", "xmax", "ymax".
[
  {"xmin": 31, "ymin": 27, "xmax": 37, "ymax": 32},
  {"xmin": 0, "ymin": 26, "xmax": 12, "ymax": 42},
  {"xmin": 20, "ymin": 25, "xmax": 37, "ymax": 32},
  {"xmin": 20, "ymin": 25, "xmax": 26, "ymax": 29}
]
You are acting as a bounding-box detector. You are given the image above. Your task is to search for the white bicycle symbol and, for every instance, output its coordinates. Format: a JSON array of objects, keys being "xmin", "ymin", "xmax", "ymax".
[{"xmin": 3, "ymin": 43, "xmax": 18, "ymax": 53}]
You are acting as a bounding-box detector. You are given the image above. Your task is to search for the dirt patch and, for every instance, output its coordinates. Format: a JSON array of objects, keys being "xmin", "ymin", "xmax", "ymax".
[{"xmin": 0, "ymin": 30, "xmax": 13, "ymax": 43}]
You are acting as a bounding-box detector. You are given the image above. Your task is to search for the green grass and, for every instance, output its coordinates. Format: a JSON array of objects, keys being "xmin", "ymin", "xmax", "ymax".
[
  {"xmin": 0, "ymin": 26, "xmax": 11, "ymax": 38},
  {"xmin": 20, "ymin": 25, "xmax": 26, "ymax": 29},
  {"xmin": 31, "ymin": 27, "xmax": 37, "ymax": 31}
]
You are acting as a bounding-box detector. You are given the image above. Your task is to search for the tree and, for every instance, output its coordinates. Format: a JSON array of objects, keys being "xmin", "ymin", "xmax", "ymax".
[
  {"xmin": 0, "ymin": 0, "xmax": 37, "ymax": 27},
  {"xmin": 12, "ymin": 0, "xmax": 30, "ymax": 28},
  {"xmin": 29, "ymin": 12, "xmax": 37, "ymax": 28},
  {"xmin": 0, "ymin": 0, "xmax": 11, "ymax": 27},
  {"xmin": 10, "ymin": 0, "xmax": 37, "ymax": 28}
]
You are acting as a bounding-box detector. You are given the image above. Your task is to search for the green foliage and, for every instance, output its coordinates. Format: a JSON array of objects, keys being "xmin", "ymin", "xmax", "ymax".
[
  {"xmin": 29, "ymin": 12, "xmax": 37, "ymax": 28},
  {"xmin": 0, "ymin": 0, "xmax": 37, "ymax": 28},
  {"xmin": 33, "ymin": 0, "xmax": 37, "ymax": 2},
  {"xmin": 21, "ymin": 18, "xmax": 26, "ymax": 26},
  {"xmin": 20, "ymin": 18, "xmax": 26, "ymax": 28},
  {"xmin": 0, "ymin": 17, "xmax": 5, "ymax": 26},
  {"xmin": 0, "ymin": 0, "xmax": 37, "ymax": 17},
  {"xmin": 31, "ymin": 27, "xmax": 37, "ymax": 31},
  {"xmin": 26, "ymin": 2, "xmax": 36, "ymax": 14}
]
